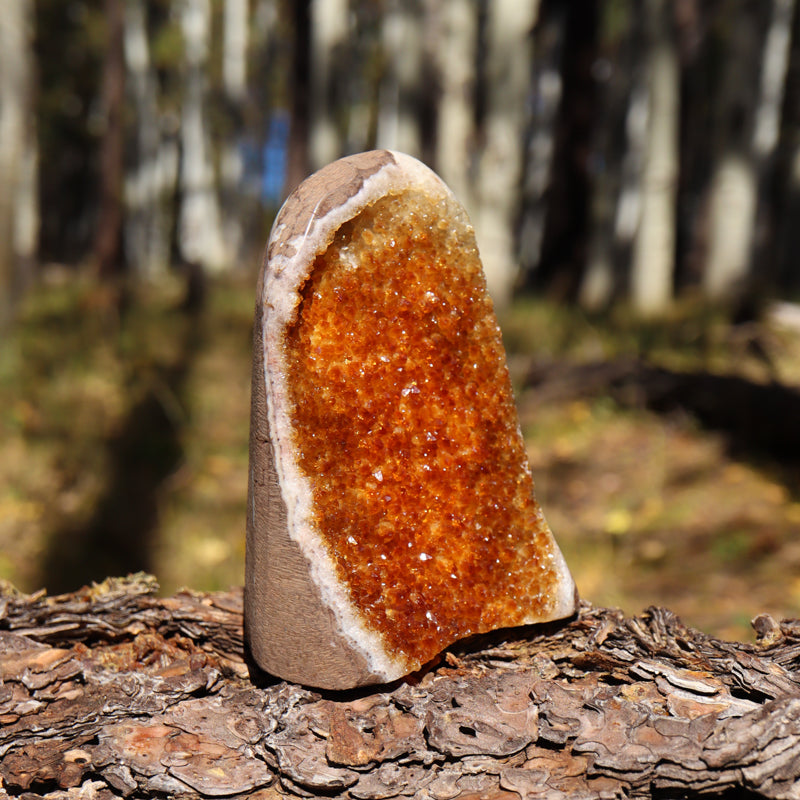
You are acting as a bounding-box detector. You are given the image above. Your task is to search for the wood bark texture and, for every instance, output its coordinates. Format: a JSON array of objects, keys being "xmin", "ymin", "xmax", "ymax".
[{"xmin": 1, "ymin": 574, "xmax": 800, "ymax": 799}]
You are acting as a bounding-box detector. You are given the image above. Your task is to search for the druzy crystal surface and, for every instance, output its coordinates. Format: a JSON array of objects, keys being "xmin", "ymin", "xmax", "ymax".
[{"xmin": 285, "ymin": 189, "xmax": 560, "ymax": 666}]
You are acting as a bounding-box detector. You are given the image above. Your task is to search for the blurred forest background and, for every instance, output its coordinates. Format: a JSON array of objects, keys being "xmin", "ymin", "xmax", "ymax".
[{"xmin": 2, "ymin": 0, "xmax": 800, "ymax": 640}]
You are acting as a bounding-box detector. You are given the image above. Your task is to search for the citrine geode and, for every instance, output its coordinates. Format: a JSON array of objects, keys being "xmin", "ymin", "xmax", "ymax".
[{"xmin": 246, "ymin": 151, "xmax": 578, "ymax": 690}]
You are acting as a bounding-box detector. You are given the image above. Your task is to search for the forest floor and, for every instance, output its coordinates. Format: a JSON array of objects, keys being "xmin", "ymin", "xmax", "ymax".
[{"xmin": 1, "ymin": 272, "xmax": 799, "ymax": 642}]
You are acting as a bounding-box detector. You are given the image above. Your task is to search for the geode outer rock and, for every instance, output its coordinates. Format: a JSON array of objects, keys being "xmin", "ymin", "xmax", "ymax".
[{"xmin": 246, "ymin": 150, "xmax": 578, "ymax": 690}]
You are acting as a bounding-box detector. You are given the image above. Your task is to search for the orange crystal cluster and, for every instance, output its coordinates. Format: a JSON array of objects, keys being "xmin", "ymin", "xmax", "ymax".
[{"xmin": 285, "ymin": 189, "xmax": 559, "ymax": 666}]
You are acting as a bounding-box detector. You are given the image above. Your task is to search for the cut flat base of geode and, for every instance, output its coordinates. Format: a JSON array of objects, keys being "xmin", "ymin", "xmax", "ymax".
[{"xmin": 246, "ymin": 150, "xmax": 578, "ymax": 690}]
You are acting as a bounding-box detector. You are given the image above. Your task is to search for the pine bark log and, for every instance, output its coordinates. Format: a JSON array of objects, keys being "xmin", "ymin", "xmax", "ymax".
[{"xmin": 1, "ymin": 574, "xmax": 800, "ymax": 799}]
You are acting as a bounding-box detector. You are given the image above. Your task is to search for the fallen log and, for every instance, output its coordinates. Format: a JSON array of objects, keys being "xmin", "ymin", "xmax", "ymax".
[
  {"xmin": 524, "ymin": 356, "xmax": 800, "ymax": 464},
  {"xmin": 1, "ymin": 574, "xmax": 799, "ymax": 799}
]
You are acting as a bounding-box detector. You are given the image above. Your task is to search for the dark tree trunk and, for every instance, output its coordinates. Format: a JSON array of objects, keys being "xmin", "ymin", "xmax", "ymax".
[
  {"xmin": 526, "ymin": 0, "xmax": 599, "ymax": 301},
  {"xmin": 92, "ymin": 0, "xmax": 126, "ymax": 279},
  {"xmin": 772, "ymin": 0, "xmax": 800, "ymax": 295},
  {"xmin": 697, "ymin": 0, "xmax": 772, "ymax": 300},
  {"xmin": 674, "ymin": 0, "xmax": 712, "ymax": 292},
  {"xmin": 283, "ymin": 0, "xmax": 312, "ymax": 198},
  {"xmin": 2, "ymin": 574, "xmax": 800, "ymax": 798},
  {"xmin": 579, "ymin": 0, "xmax": 643, "ymax": 310}
]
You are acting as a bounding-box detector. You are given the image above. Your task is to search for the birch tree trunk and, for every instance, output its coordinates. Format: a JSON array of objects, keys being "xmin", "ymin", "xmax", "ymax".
[
  {"xmin": 179, "ymin": 0, "xmax": 228, "ymax": 273},
  {"xmin": 376, "ymin": 0, "xmax": 423, "ymax": 158},
  {"xmin": 12, "ymin": 112, "xmax": 38, "ymax": 299},
  {"xmin": 310, "ymin": 0, "xmax": 348, "ymax": 171},
  {"xmin": 630, "ymin": 0, "xmax": 680, "ymax": 315},
  {"xmin": 220, "ymin": 0, "xmax": 249, "ymax": 265},
  {"xmin": 124, "ymin": 0, "xmax": 177, "ymax": 278},
  {"xmin": 753, "ymin": 0, "xmax": 795, "ymax": 162},
  {"xmin": 702, "ymin": 0, "xmax": 771, "ymax": 301},
  {"xmin": 0, "ymin": 0, "xmax": 36, "ymax": 326},
  {"xmin": 434, "ymin": 0, "xmax": 477, "ymax": 212},
  {"xmin": 222, "ymin": 0, "xmax": 249, "ymax": 122},
  {"xmin": 433, "ymin": 0, "xmax": 539, "ymax": 306},
  {"xmin": 704, "ymin": 154, "xmax": 758, "ymax": 300},
  {"xmin": 750, "ymin": 0, "xmax": 795, "ymax": 291},
  {"xmin": 472, "ymin": 0, "xmax": 540, "ymax": 307}
]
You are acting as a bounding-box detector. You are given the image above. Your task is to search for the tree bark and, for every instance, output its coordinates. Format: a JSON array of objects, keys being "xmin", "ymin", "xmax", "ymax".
[
  {"xmin": 283, "ymin": 0, "xmax": 312, "ymax": 197},
  {"xmin": 533, "ymin": 0, "xmax": 598, "ymax": 304},
  {"xmin": 753, "ymin": 0, "xmax": 798, "ymax": 294},
  {"xmin": 375, "ymin": 0, "xmax": 423, "ymax": 158},
  {"xmin": 774, "ymin": 0, "xmax": 800, "ymax": 294},
  {"xmin": 702, "ymin": 0, "xmax": 772, "ymax": 302},
  {"xmin": 579, "ymin": 0, "xmax": 637, "ymax": 311},
  {"xmin": 220, "ymin": 0, "xmax": 249, "ymax": 266},
  {"xmin": 0, "ymin": 0, "xmax": 36, "ymax": 327},
  {"xmin": 2, "ymin": 574, "xmax": 800, "ymax": 799},
  {"xmin": 124, "ymin": 0, "xmax": 177, "ymax": 278},
  {"xmin": 630, "ymin": 0, "xmax": 680, "ymax": 315},
  {"xmin": 309, "ymin": 0, "xmax": 348, "ymax": 171},
  {"xmin": 433, "ymin": 0, "xmax": 476, "ymax": 209},
  {"xmin": 179, "ymin": 0, "xmax": 228, "ymax": 273},
  {"xmin": 472, "ymin": 0, "xmax": 540, "ymax": 308},
  {"xmin": 92, "ymin": 0, "xmax": 127, "ymax": 281}
]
